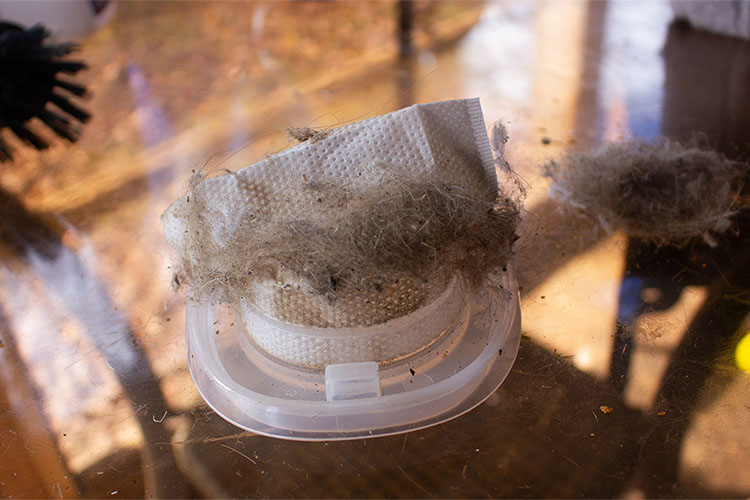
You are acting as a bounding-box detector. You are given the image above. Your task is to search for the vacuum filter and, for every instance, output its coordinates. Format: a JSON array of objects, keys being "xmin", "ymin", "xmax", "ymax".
[{"xmin": 164, "ymin": 99, "xmax": 522, "ymax": 440}]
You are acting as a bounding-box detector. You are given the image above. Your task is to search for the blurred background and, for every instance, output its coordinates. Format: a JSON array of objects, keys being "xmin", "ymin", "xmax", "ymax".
[{"xmin": 0, "ymin": 1, "xmax": 749, "ymax": 498}]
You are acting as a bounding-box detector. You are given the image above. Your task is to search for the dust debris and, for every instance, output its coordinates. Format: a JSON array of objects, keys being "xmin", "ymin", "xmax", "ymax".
[
  {"xmin": 288, "ymin": 127, "xmax": 330, "ymax": 144},
  {"xmin": 543, "ymin": 140, "xmax": 748, "ymax": 246},
  {"xmin": 169, "ymin": 170, "xmax": 520, "ymax": 327},
  {"xmin": 599, "ymin": 405, "xmax": 614, "ymax": 414}
]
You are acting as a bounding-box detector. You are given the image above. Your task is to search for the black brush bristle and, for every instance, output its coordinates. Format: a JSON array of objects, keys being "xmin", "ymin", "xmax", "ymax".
[
  {"xmin": 0, "ymin": 138, "xmax": 12, "ymax": 162},
  {"xmin": 51, "ymin": 93, "xmax": 91, "ymax": 123},
  {"xmin": 53, "ymin": 78, "xmax": 88, "ymax": 97},
  {"xmin": 37, "ymin": 109, "xmax": 79, "ymax": 143},
  {"xmin": 9, "ymin": 124, "xmax": 50, "ymax": 150}
]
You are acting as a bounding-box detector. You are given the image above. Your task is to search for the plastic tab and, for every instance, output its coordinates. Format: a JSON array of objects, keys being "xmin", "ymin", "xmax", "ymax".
[{"xmin": 325, "ymin": 362, "xmax": 381, "ymax": 401}]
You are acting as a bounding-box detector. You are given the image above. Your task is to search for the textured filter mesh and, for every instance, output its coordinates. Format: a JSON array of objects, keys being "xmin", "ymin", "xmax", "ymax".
[
  {"xmin": 163, "ymin": 99, "xmax": 520, "ymax": 365},
  {"xmin": 240, "ymin": 276, "xmax": 466, "ymax": 368},
  {"xmin": 246, "ymin": 272, "xmax": 445, "ymax": 328}
]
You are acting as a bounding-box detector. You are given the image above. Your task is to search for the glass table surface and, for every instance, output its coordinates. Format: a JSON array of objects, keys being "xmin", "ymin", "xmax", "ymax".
[{"xmin": 0, "ymin": 1, "xmax": 748, "ymax": 498}]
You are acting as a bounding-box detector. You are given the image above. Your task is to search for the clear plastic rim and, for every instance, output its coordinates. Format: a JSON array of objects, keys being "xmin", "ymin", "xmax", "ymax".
[{"xmin": 186, "ymin": 269, "xmax": 522, "ymax": 441}]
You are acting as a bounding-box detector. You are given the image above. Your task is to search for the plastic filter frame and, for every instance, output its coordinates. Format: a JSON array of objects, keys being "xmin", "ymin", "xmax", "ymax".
[{"xmin": 186, "ymin": 269, "xmax": 521, "ymax": 441}]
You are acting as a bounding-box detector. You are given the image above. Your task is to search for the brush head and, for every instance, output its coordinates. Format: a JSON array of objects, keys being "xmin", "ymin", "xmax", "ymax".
[{"xmin": 0, "ymin": 22, "xmax": 90, "ymax": 162}]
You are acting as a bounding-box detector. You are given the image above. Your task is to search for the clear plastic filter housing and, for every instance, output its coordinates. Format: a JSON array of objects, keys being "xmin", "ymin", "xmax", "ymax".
[{"xmin": 186, "ymin": 268, "xmax": 522, "ymax": 441}]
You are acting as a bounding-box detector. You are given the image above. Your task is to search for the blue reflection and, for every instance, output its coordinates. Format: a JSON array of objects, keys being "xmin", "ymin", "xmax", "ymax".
[
  {"xmin": 599, "ymin": 0, "xmax": 672, "ymax": 140},
  {"xmin": 126, "ymin": 62, "xmax": 173, "ymax": 149},
  {"xmin": 617, "ymin": 275, "xmax": 644, "ymax": 323},
  {"xmin": 126, "ymin": 62, "xmax": 179, "ymax": 199}
]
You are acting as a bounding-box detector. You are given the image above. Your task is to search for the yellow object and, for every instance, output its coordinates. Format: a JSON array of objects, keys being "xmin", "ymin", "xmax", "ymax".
[{"xmin": 736, "ymin": 331, "xmax": 750, "ymax": 374}]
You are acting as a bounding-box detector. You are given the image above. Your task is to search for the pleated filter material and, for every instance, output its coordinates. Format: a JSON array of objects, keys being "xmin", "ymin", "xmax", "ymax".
[
  {"xmin": 162, "ymin": 99, "xmax": 521, "ymax": 367},
  {"xmin": 238, "ymin": 276, "xmax": 467, "ymax": 368}
]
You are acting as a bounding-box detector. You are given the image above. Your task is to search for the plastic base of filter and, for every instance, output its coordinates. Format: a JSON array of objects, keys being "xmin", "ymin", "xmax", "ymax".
[{"xmin": 185, "ymin": 269, "xmax": 521, "ymax": 441}]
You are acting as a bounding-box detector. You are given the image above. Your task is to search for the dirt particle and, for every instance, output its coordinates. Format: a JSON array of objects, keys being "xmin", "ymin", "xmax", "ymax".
[{"xmin": 288, "ymin": 127, "xmax": 330, "ymax": 144}]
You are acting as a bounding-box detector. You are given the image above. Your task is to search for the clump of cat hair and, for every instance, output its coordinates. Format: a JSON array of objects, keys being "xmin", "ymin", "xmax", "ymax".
[
  {"xmin": 173, "ymin": 168, "xmax": 520, "ymax": 327},
  {"xmin": 543, "ymin": 140, "xmax": 748, "ymax": 246}
]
